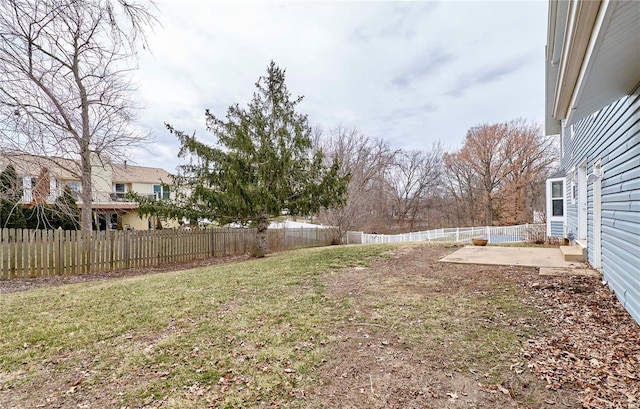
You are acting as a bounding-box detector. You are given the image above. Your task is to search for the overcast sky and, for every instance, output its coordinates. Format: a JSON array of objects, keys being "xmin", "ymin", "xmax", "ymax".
[{"xmin": 130, "ymin": 0, "xmax": 548, "ymax": 172}]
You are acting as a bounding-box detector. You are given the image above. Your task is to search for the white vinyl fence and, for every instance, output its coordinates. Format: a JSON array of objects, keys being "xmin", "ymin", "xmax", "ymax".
[{"xmin": 351, "ymin": 223, "xmax": 546, "ymax": 245}]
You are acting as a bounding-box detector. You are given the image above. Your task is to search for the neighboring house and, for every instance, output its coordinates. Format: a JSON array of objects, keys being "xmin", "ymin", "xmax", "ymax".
[
  {"xmin": 545, "ymin": 1, "xmax": 640, "ymax": 322},
  {"xmin": 0, "ymin": 153, "xmax": 175, "ymax": 231}
]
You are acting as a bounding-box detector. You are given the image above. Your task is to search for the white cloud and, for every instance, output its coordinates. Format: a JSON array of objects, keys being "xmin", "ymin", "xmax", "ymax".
[{"xmin": 131, "ymin": 0, "xmax": 548, "ymax": 170}]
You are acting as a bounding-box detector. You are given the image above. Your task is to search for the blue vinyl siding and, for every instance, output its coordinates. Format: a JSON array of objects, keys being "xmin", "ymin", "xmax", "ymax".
[
  {"xmin": 565, "ymin": 89, "xmax": 640, "ymax": 323},
  {"xmin": 550, "ymin": 221, "xmax": 564, "ymax": 237}
]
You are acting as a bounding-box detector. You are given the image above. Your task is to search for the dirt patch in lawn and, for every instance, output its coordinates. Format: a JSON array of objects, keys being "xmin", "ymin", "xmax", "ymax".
[{"xmin": 316, "ymin": 244, "xmax": 638, "ymax": 409}]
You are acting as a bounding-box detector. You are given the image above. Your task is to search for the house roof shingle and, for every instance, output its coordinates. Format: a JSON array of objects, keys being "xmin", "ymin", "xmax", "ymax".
[{"xmin": 0, "ymin": 153, "xmax": 173, "ymax": 184}]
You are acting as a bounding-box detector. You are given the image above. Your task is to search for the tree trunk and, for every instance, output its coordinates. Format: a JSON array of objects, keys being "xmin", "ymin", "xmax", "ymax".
[
  {"xmin": 254, "ymin": 210, "xmax": 268, "ymax": 258},
  {"xmin": 80, "ymin": 150, "xmax": 93, "ymax": 232}
]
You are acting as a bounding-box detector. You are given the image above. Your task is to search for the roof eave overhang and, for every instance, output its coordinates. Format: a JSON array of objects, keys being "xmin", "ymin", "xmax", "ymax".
[
  {"xmin": 551, "ymin": 0, "xmax": 602, "ymax": 121},
  {"xmin": 546, "ymin": 0, "xmax": 640, "ymax": 131}
]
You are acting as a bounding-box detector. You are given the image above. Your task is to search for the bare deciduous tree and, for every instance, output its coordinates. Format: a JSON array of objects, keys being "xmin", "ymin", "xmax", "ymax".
[
  {"xmin": 497, "ymin": 119, "xmax": 556, "ymax": 224},
  {"xmin": 0, "ymin": 0, "xmax": 156, "ymax": 232},
  {"xmin": 443, "ymin": 119, "xmax": 555, "ymax": 226},
  {"xmin": 443, "ymin": 150, "xmax": 482, "ymax": 226},
  {"xmin": 316, "ymin": 126, "xmax": 396, "ymax": 237},
  {"xmin": 388, "ymin": 144, "xmax": 442, "ymax": 230}
]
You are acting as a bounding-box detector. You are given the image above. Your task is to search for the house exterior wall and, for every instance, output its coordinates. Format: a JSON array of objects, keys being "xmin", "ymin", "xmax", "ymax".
[
  {"xmin": 90, "ymin": 153, "xmax": 114, "ymax": 202},
  {"xmin": 122, "ymin": 212, "xmax": 151, "ymax": 231},
  {"xmin": 562, "ymin": 88, "xmax": 640, "ymax": 322},
  {"xmin": 3, "ymin": 154, "xmax": 178, "ymax": 231},
  {"xmin": 131, "ymin": 182, "xmax": 153, "ymax": 195},
  {"xmin": 546, "ymin": 0, "xmax": 640, "ymax": 324}
]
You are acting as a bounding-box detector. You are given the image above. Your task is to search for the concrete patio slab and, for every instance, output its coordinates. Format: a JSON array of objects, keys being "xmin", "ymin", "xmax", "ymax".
[{"xmin": 440, "ymin": 246, "xmax": 585, "ymax": 268}]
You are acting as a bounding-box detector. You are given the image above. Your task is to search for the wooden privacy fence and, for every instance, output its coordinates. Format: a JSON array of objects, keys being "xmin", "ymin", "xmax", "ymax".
[{"xmin": 0, "ymin": 227, "xmax": 336, "ymax": 279}]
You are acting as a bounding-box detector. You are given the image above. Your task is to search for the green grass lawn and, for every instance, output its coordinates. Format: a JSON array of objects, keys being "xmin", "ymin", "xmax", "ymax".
[{"xmin": 0, "ymin": 245, "xmax": 394, "ymax": 408}]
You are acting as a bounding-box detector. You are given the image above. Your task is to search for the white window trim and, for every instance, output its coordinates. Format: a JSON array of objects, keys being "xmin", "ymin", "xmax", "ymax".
[{"xmin": 547, "ymin": 177, "xmax": 567, "ymax": 237}]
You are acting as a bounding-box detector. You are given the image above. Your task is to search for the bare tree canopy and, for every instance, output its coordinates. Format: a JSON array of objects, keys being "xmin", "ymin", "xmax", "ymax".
[
  {"xmin": 316, "ymin": 126, "xmax": 397, "ymax": 237},
  {"xmin": 316, "ymin": 120, "xmax": 553, "ymax": 235},
  {"xmin": 443, "ymin": 119, "xmax": 556, "ymax": 226},
  {"xmin": 0, "ymin": 0, "xmax": 156, "ymax": 231},
  {"xmin": 388, "ymin": 144, "xmax": 442, "ymax": 230}
]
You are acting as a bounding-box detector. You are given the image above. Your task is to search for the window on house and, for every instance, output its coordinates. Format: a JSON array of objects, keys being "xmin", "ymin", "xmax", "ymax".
[
  {"xmin": 153, "ymin": 184, "xmax": 161, "ymax": 200},
  {"xmin": 114, "ymin": 183, "xmax": 125, "ymax": 199},
  {"xmin": 109, "ymin": 213, "xmax": 122, "ymax": 229},
  {"xmin": 153, "ymin": 184, "xmax": 169, "ymax": 200},
  {"xmin": 67, "ymin": 181, "xmax": 80, "ymax": 199},
  {"xmin": 551, "ymin": 180, "xmax": 564, "ymax": 216},
  {"xmin": 21, "ymin": 176, "xmax": 32, "ymax": 201}
]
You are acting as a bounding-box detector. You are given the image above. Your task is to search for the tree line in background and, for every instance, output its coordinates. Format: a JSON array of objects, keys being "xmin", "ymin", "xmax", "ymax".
[
  {"xmin": 135, "ymin": 62, "xmax": 556, "ymax": 254},
  {"xmin": 1, "ymin": 114, "xmax": 555, "ymax": 236},
  {"xmin": 314, "ymin": 118, "xmax": 556, "ymax": 237}
]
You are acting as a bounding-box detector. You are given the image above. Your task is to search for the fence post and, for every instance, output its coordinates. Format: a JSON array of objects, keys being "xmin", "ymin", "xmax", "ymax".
[
  {"xmin": 123, "ymin": 230, "xmax": 130, "ymax": 268},
  {"xmin": 54, "ymin": 228, "xmax": 63, "ymax": 275},
  {"xmin": 486, "ymin": 226, "xmax": 491, "ymax": 243},
  {"xmin": 456, "ymin": 228, "xmax": 459, "ymax": 242}
]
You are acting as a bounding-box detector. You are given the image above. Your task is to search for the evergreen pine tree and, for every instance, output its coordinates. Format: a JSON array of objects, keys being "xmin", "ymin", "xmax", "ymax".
[
  {"xmin": 53, "ymin": 186, "xmax": 81, "ymax": 230},
  {"xmin": 0, "ymin": 165, "xmax": 22, "ymax": 202},
  {"xmin": 0, "ymin": 165, "xmax": 26, "ymax": 228},
  {"xmin": 0, "ymin": 199, "xmax": 26, "ymax": 229},
  {"xmin": 23, "ymin": 204, "xmax": 55, "ymax": 230},
  {"xmin": 136, "ymin": 62, "xmax": 349, "ymax": 257}
]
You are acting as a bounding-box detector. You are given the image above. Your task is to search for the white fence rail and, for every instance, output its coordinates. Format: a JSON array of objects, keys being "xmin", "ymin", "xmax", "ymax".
[{"xmin": 353, "ymin": 223, "xmax": 546, "ymax": 245}]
